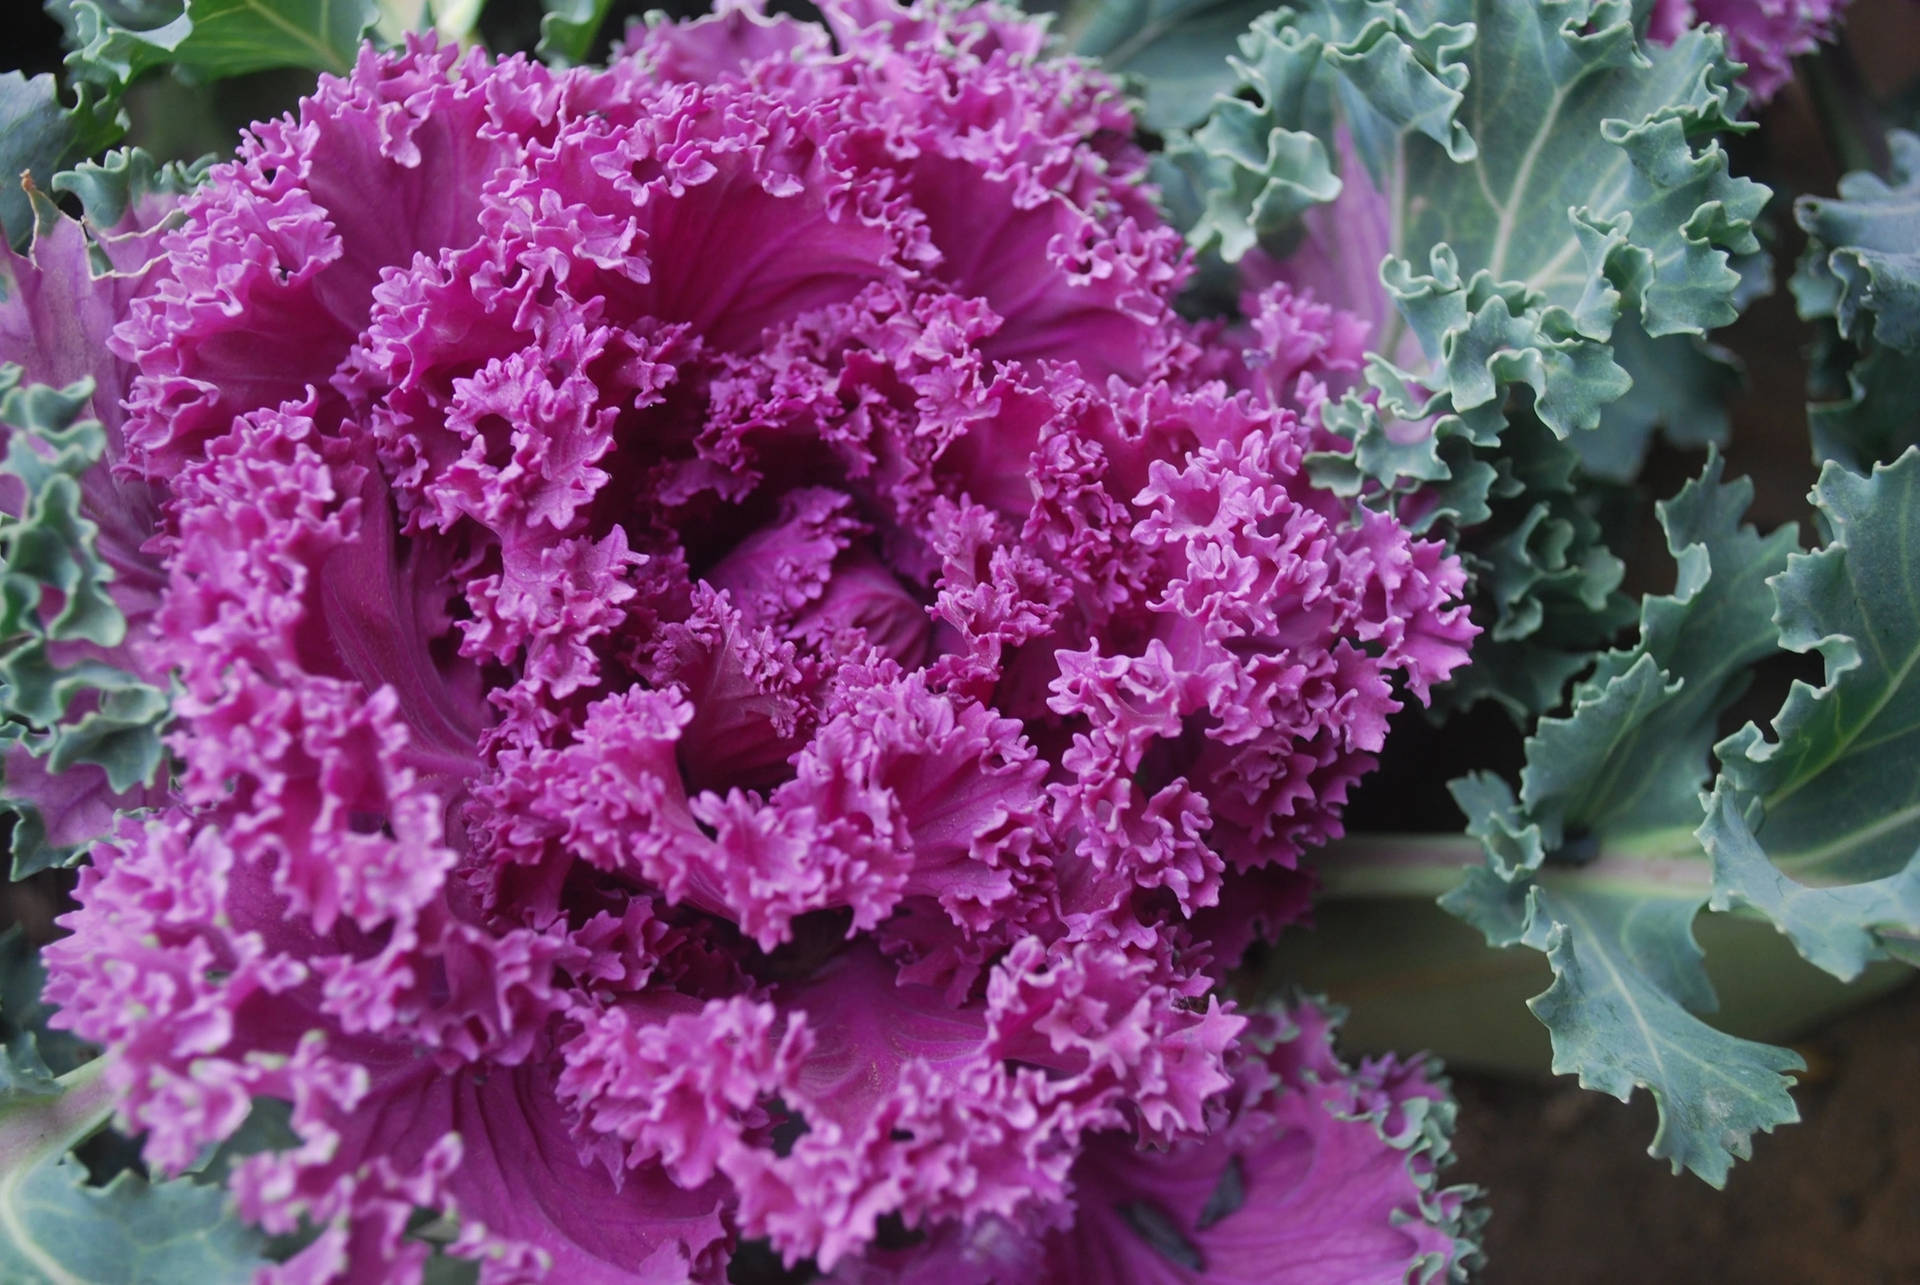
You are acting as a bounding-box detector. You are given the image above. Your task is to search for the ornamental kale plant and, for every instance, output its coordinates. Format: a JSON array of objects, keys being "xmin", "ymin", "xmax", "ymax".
[
  {"xmin": 2, "ymin": 4, "xmax": 1479, "ymax": 1280},
  {"xmin": 0, "ymin": 0, "xmax": 1914, "ymax": 1281}
]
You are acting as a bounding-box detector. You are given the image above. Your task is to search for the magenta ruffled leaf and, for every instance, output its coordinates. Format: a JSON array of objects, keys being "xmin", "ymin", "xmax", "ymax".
[
  {"xmin": 34, "ymin": 3, "xmax": 1480, "ymax": 1279},
  {"xmin": 1649, "ymin": 0, "xmax": 1852, "ymax": 104}
]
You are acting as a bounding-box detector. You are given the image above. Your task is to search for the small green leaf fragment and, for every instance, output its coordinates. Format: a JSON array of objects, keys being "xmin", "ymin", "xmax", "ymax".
[
  {"xmin": 1116, "ymin": 1198, "xmax": 1205, "ymax": 1271},
  {"xmin": 538, "ymin": 0, "xmax": 615, "ymax": 66},
  {"xmin": 1195, "ymin": 1154, "xmax": 1247, "ymax": 1230},
  {"xmin": 0, "ymin": 1154, "xmax": 266, "ymax": 1284},
  {"xmin": 55, "ymin": 0, "xmax": 380, "ymax": 99},
  {"xmin": 1793, "ymin": 132, "xmax": 1920, "ymax": 471},
  {"xmin": 0, "ymin": 74, "xmax": 79, "ymax": 249},
  {"xmin": 1795, "ymin": 131, "xmax": 1920, "ymax": 354},
  {"xmin": 1069, "ymin": 0, "xmax": 1281, "ymax": 132}
]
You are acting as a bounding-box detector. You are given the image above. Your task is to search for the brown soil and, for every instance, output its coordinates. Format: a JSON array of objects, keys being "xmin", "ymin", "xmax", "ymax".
[{"xmin": 1454, "ymin": 980, "xmax": 1920, "ymax": 1285}]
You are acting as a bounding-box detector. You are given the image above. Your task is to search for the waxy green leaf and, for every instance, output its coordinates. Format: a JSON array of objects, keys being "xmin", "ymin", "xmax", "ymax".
[
  {"xmin": 0, "ymin": 1057, "xmax": 266, "ymax": 1285},
  {"xmin": 1442, "ymin": 457, "xmax": 1804, "ymax": 1182},
  {"xmin": 54, "ymin": 0, "xmax": 381, "ymax": 87},
  {"xmin": 1704, "ymin": 449, "xmax": 1920, "ymax": 978},
  {"xmin": 0, "ymin": 75, "xmax": 80, "ymax": 251},
  {"xmin": 1795, "ymin": 130, "xmax": 1920, "ymax": 473},
  {"xmin": 1069, "ymin": 0, "xmax": 1277, "ymax": 132},
  {"xmin": 0, "ymin": 367, "xmax": 171, "ymax": 878},
  {"xmin": 539, "ymin": 0, "xmax": 614, "ymax": 65}
]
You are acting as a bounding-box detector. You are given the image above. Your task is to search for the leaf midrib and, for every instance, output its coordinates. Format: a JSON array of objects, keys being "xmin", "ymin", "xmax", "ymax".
[{"xmin": 193, "ymin": 0, "xmax": 354, "ymax": 75}]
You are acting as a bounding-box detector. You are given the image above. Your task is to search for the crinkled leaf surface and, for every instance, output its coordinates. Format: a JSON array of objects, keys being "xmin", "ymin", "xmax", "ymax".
[
  {"xmin": 1517, "ymin": 457, "xmax": 1797, "ymax": 844},
  {"xmin": 49, "ymin": 147, "xmax": 213, "ymax": 235},
  {"xmin": 1704, "ymin": 449, "xmax": 1920, "ymax": 979},
  {"xmin": 1577, "ymin": 327, "xmax": 1740, "ymax": 481},
  {"xmin": 0, "ymin": 74, "xmax": 121, "ymax": 250},
  {"xmin": 0, "ymin": 1156, "xmax": 264, "ymax": 1285},
  {"xmin": 1795, "ymin": 130, "xmax": 1920, "ymax": 353},
  {"xmin": 1169, "ymin": 1, "xmax": 1761, "ymax": 503},
  {"xmin": 1443, "ymin": 456, "xmax": 1795, "ymax": 871},
  {"xmin": 0, "ymin": 366, "xmax": 170, "ymax": 878},
  {"xmin": 1161, "ymin": 1, "xmax": 1762, "ymax": 721},
  {"xmin": 1443, "ymin": 873, "xmax": 1803, "ymax": 1185},
  {"xmin": 1070, "ymin": 0, "xmax": 1284, "ymax": 132},
  {"xmin": 1521, "ymin": 887, "xmax": 1803, "ymax": 1184},
  {"xmin": 1441, "ymin": 457, "xmax": 1804, "ymax": 1182},
  {"xmin": 1436, "ymin": 417, "xmax": 1634, "ymax": 721},
  {"xmin": 5, "ymin": 0, "xmax": 314, "ymax": 246},
  {"xmin": 1807, "ymin": 333, "xmax": 1920, "ymax": 476},
  {"xmin": 1437, "ymin": 445, "xmax": 1920, "ymax": 1179},
  {"xmin": 1794, "ymin": 131, "xmax": 1920, "ymax": 472},
  {"xmin": 52, "ymin": 0, "xmax": 379, "ymax": 95}
]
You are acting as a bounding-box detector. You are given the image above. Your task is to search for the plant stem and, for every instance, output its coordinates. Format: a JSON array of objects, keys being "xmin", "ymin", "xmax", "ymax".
[
  {"xmin": 0, "ymin": 1056, "xmax": 114, "ymax": 1175},
  {"xmin": 1308, "ymin": 833, "xmax": 1485, "ymax": 900},
  {"xmin": 1804, "ymin": 41, "xmax": 1889, "ymax": 179},
  {"xmin": 1312, "ymin": 826, "xmax": 1713, "ymax": 903}
]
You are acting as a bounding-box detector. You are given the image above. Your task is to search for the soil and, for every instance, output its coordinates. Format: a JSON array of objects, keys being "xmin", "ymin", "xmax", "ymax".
[{"xmin": 1454, "ymin": 980, "xmax": 1920, "ymax": 1285}]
